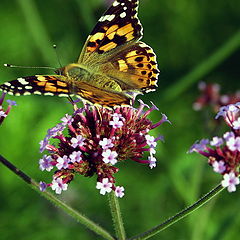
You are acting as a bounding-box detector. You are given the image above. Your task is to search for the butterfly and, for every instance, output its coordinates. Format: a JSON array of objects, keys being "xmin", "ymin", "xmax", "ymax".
[{"xmin": 0, "ymin": 0, "xmax": 159, "ymax": 107}]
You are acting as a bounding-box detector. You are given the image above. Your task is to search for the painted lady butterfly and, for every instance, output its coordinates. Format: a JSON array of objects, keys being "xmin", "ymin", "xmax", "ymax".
[{"xmin": 0, "ymin": 0, "xmax": 159, "ymax": 107}]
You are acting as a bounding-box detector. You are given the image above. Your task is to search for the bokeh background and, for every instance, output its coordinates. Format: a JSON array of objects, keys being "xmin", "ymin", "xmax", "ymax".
[{"xmin": 0, "ymin": 0, "xmax": 239, "ymax": 239}]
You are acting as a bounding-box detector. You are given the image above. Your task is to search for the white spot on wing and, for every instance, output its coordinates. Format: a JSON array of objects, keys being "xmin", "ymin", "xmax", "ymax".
[
  {"xmin": 113, "ymin": 1, "xmax": 120, "ymax": 7},
  {"xmin": 33, "ymin": 91, "xmax": 42, "ymax": 95},
  {"xmin": 99, "ymin": 14, "xmax": 115, "ymax": 22},
  {"xmin": 4, "ymin": 82, "xmax": 11, "ymax": 86},
  {"xmin": 120, "ymin": 12, "xmax": 126, "ymax": 18},
  {"xmin": 44, "ymin": 92, "xmax": 54, "ymax": 96},
  {"xmin": 58, "ymin": 94, "xmax": 69, "ymax": 97},
  {"xmin": 23, "ymin": 92, "xmax": 31, "ymax": 96},
  {"xmin": 25, "ymin": 86, "xmax": 33, "ymax": 90},
  {"xmin": 17, "ymin": 78, "xmax": 28, "ymax": 85},
  {"xmin": 8, "ymin": 92, "xmax": 14, "ymax": 95}
]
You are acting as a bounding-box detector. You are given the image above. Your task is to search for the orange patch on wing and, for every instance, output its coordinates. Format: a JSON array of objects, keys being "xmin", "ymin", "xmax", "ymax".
[
  {"xmin": 116, "ymin": 23, "xmax": 134, "ymax": 36},
  {"xmin": 118, "ymin": 59, "xmax": 128, "ymax": 72},
  {"xmin": 99, "ymin": 42, "xmax": 117, "ymax": 52},
  {"xmin": 57, "ymin": 81, "xmax": 68, "ymax": 87}
]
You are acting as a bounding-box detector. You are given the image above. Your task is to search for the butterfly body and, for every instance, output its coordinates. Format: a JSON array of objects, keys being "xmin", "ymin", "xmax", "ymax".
[{"xmin": 0, "ymin": 0, "xmax": 159, "ymax": 107}]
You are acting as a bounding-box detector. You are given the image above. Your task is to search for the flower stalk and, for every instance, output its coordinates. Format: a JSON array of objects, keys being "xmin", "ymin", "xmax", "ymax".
[
  {"xmin": 0, "ymin": 154, "xmax": 114, "ymax": 240},
  {"xmin": 128, "ymin": 184, "xmax": 224, "ymax": 240},
  {"xmin": 108, "ymin": 191, "xmax": 126, "ymax": 240}
]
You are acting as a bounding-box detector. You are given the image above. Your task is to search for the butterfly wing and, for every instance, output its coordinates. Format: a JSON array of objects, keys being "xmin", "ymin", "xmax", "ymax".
[
  {"xmin": 0, "ymin": 75, "xmax": 131, "ymax": 107},
  {"xmin": 78, "ymin": 0, "xmax": 159, "ymax": 94},
  {"xmin": 0, "ymin": 75, "xmax": 71, "ymax": 97},
  {"xmin": 78, "ymin": 0, "xmax": 142, "ymax": 62}
]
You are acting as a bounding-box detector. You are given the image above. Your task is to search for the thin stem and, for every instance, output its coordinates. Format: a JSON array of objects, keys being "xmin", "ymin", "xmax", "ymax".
[
  {"xmin": 128, "ymin": 184, "xmax": 224, "ymax": 240},
  {"xmin": 108, "ymin": 191, "xmax": 126, "ymax": 240},
  {"xmin": 162, "ymin": 29, "xmax": 240, "ymax": 102},
  {"xmin": 0, "ymin": 155, "xmax": 114, "ymax": 240}
]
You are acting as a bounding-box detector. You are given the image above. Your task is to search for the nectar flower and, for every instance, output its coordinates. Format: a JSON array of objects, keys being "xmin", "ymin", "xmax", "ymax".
[
  {"xmin": 221, "ymin": 172, "xmax": 239, "ymax": 192},
  {"xmin": 115, "ymin": 186, "xmax": 125, "ymax": 198},
  {"xmin": 39, "ymin": 155, "xmax": 53, "ymax": 172},
  {"xmin": 99, "ymin": 138, "xmax": 114, "ymax": 150},
  {"xmin": 102, "ymin": 149, "xmax": 118, "ymax": 165},
  {"xmin": 193, "ymin": 81, "xmax": 240, "ymax": 112},
  {"xmin": 61, "ymin": 114, "xmax": 73, "ymax": 125},
  {"xmin": 71, "ymin": 135, "xmax": 85, "ymax": 148},
  {"xmin": 0, "ymin": 93, "xmax": 17, "ymax": 125},
  {"xmin": 56, "ymin": 155, "xmax": 70, "ymax": 170},
  {"xmin": 189, "ymin": 102, "xmax": 240, "ymax": 193},
  {"xmin": 38, "ymin": 101, "xmax": 168, "ymax": 196},
  {"xmin": 96, "ymin": 178, "xmax": 113, "ymax": 195},
  {"xmin": 69, "ymin": 151, "xmax": 82, "ymax": 163},
  {"xmin": 51, "ymin": 178, "xmax": 68, "ymax": 194}
]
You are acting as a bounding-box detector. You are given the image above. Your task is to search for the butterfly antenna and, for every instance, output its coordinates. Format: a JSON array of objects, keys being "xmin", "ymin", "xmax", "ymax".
[
  {"xmin": 53, "ymin": 44, "xmax": 62, "ymax": 68},
  {"xmin": 3, "ymin": 63, "xmax": 56, "ymax": 71}
]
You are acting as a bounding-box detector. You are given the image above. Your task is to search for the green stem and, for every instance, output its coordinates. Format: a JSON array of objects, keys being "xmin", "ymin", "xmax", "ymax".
[
  {"xmin": 0, "ymin": 155, "xmax": 114, "ymax": 240},
  {"xmin": 128, "ymin": 184, "xmax": 224, "ymax": 240},
  {"xmin": 108, "ymin": 191, "xmax": 126, "ymax": 240},
  {"xmin": 162, "ymin": 29, "xmax": 240, "ymax": 102}
]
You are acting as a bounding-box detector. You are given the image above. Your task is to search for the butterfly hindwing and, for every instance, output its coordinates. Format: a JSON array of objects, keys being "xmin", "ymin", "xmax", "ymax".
[
  {"xmin": 106, "ymin": 41, "xmax": 159, "ymax": 92},
  {"xmin": 0, "ymin": 75, "xmax": 70, "ymax": 97}
]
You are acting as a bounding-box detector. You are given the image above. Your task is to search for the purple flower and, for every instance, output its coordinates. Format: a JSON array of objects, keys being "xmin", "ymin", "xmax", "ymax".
[
  {"xmin": 51, "ymin": 178, "xmax": 68, "ymax": 194},
  {"xmin": 39, "ymin": 138, "xmax": 49, "ymax": 153},
  {"xmin": 47, "ymin": 123, "xmax": 65, "ymax": 138},
  {"xmin": 0, "ymin": 109, "xmax": 7, "ymax": 118},
  {"xmin": 71, "ymin": 135, "xmax": 85, "ymax": 148},
  {"xmin": 0, "ymin": 93, "xmax": 17, "ymax": 125},
  {"xmin": 69, "ymin": 151, "xmax": 82, "ymax": 163},
  {"xmin": 102, "ymin": 149, "xmax": 118, "ymax": 165},
  {"xmin": 148, "ymin": 156, "xmax": 157, "ymax": 169},
  {"xmin": 232, "ymin": 117, "xmax": 240, "ymax": 130},
  {"xmin": 189, "ymin": 139, "xmax": 209, "ymax": 153},
  {"xmin": 56, "ymin": 155, "xmax": 70, "ymax": 169},
  {"xmin": 99, "ymin": 138, "xmax": 114, "ymax": 150},
  {"xmin": 190, "ymin": 103, "xmax": 240, "ymax": 192},
  {"xmin": 39, "ymin": 181, "xmax": 48, "ymax": 192},
  {"xmin": 61, "ymin": 114, "xmax": 73, "ymax": 125},
  {"xmin": 39, "ymin": 155, "xmax": 53, "ymax": 171},
  {"xmin": 223, "ymin": 131, "xmax": 235, "ymax": 141},
  {"xmin": 38, "ymin": 103, "xmax": 168, "ymax": 196},
  {"xmin": 210, "ymin": 137, "xmax": 224, "ymax": 147},
  {"xmin": 212, "ymin": 160, "xmax": 226, "ymax": 174},
  {"xmin": 221, "ymin": 172, "xmax": 239, "ymax": 192},
  {"xmin": 226, "ymin": 136, "xmax": 240, "ymax": 151},
  {"xmin": 115, "ymin": 186, "xmax": 125, "ymax": 198},
  {"xmin": 6, "ymin": 100, "xmax": 17, "ymax": 106},
  {"xmin": 109, "ymin": 114, "xmax": 124, "ymax": 128},
  {"xmin": 145, "ymin": 135, "xmax": 157, "ymax": 148},
  {"xmin": 96, "ymin": 178, "xmax": 113, "ymax": 195}
]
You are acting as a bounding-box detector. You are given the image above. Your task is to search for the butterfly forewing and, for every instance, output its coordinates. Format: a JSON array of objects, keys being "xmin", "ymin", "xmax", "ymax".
[
  {"xmin": 0, "ymin": 75, "xmax": 70, "ymax": 97},
  {"xmin": 79, "ymin": 0, "xmax": 142, "ymax": 62}
]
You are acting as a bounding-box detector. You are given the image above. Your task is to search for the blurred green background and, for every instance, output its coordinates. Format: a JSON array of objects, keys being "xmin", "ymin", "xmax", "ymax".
[{"xmin": 0, "ymin": 0, "xmax": 240, "ymax": 239}]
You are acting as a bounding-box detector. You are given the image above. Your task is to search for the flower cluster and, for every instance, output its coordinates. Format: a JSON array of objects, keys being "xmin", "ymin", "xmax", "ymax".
[
  {"xmin": 189, "ymin": 102, "xmax": 240, "ymax": 192},
  {"xmin": 193, "ymin": 82, "xmax": 240, "ymax": 112},
  {"xmin": 39, "ymin": 101, "xmax": 169, "ymax": 197},
  {"xmin": 0, "ymin": 93, "xmax": 17, "ymax": 125}
]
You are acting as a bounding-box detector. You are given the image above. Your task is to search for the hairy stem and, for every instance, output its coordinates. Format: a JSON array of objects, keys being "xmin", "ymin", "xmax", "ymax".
[
  {"xmin": 0, "ymin": 154, "xmax": 114, "ymax": 240},
  {"xmin": 108, "ymin": 191, "xmax": 126, "ymax": 240},
  {"xmin": 128, "ymin": 184, "xmax": 224, "ymax": 240}
]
